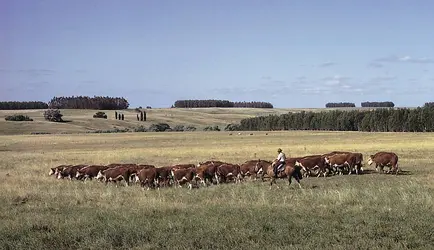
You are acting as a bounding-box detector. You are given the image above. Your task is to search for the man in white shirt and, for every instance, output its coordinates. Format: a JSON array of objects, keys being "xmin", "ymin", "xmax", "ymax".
[{"xmin": 274, "ymin": 148, "xmax": 286, "ymax": 178}]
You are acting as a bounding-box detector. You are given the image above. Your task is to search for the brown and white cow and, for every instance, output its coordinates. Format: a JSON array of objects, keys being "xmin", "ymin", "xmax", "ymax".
[
  {"xmin": 195, "ymin": 161, "xmax": 227, "ymax": 186},
  {"xmin": 215, "ymin": 164, "xmax": 242, "ymax": 184},
  {"xmin": 57, "ymin": 165, "xmax": 88, "ymax": 180},
  {"xmin": 324, "ymin": 153, "xmax": 354, "ymax": 175},
  {"xmin": 96, "ymin": 165, "xmax": 136, "ymax": 186},
  {"xmin": 239, "ymin": 160, "xmax": 263, "ymax": 180},
  {"xmin": 295, "ymin": 155, "xmax": 329, "ymax": 177},
  {"xmin": 171, "ymin": 167, "xmax": 197, "ymax": 189},
  {"xmin": 49, "ymin": 165, "xmax": 71, "ymax": 178},
  {"xmin": 154, "ymin": 166, "xmax": 173, "ymax": 187},
  {"xmin": 368, "ymin": 152, "xmax": 399, "ymax": 174},
  {"xmin": 76, "ymin": 165, "xmax": 109, "ymax": 181},
  {"xmin": 135, "ymin": 168, "xmax": 157, "ymax": 190}
]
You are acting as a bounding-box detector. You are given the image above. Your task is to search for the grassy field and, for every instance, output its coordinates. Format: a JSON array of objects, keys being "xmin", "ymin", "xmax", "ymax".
[
  {"xmin": 0, "ymin": 107, "xmax": 384, "ymax": 135},
  {"xmin": 1, "ymin": 131, "xmax": 433, "ymax": 249}
]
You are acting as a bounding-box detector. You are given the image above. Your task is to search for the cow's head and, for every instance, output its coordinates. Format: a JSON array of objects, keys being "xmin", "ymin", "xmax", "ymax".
[
  {"xmin": 324, "ymin": 157, "xmax": 330, "ymax": 164},
  {"xmin": 367, "ymin": 155, "xmax": 374, "ymax": 165},
  {"xmin": 49, "ymin": 168, "xmax": 55, "ymax": 176},
  {"xmin": 194, "ymin": 168, "xmax": 206, "ymax": 186}
]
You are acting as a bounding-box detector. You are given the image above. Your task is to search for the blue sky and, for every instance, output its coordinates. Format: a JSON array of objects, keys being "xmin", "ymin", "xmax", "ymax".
[{"xmin": 1, "ymin": 0, "xmax": 433, "ymax": 108}]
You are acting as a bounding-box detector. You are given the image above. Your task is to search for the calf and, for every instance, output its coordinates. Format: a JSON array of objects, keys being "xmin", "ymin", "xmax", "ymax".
[
  {"xmin": 135, "ymin": 168, "xmax": 157, "ymax": 190},
  {"xmin": 368, "ymin": 152, "xmax": 399, "ymax": 174},
  {"xmin": 171, "ymin": 167, "xmax": 197, "ymax": 189}
]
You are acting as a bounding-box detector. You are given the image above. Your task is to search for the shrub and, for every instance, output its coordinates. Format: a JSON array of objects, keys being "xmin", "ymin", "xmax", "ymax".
[
  {"xmin": 173, "ymin": 125, "xmax": 185, "ymax": 132},
  {"xmin": 133, "ymin": 125, "xmax": 147, "ymax": 132},
  {"xmin": 224, "ymin": 123, "xmax": 240, "ymax": 131},
  {"xmin": 204, "ymin": 125, "xmax": 221, "ymax": 131},
  {"xmin": 93, "ymin": 111, "xmax": 107, "ymax": 119},
  {"xmin": 185, "ymin": 125, "xmax": 197, "ymax": 131},
  {"xmin": 43, "ymin": 109, "xmax": 63, "ymax": 122},
  {"xmin": 148, "ymin": 123, "xmax": 171, "ymax": 132},
  {"xmin": 5, "ymin": 114, "xmax": 33, "ymax": 121}
]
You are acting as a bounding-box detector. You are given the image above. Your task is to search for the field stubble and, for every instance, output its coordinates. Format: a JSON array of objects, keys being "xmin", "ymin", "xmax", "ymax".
[{"xmin": 0, "ymin": 131, "xmax": 433, "ymax": 249}]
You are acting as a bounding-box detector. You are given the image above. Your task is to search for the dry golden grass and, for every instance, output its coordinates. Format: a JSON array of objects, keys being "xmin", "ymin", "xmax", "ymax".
[{"xmin": 1, "ymin": 131, "xmax": 434, "ymax": 249}]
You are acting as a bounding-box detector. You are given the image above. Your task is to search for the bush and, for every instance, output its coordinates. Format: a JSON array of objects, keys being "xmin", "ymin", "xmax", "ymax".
[
  {"xmin": 133, "ymin": 125, "xmax": 147, "ymax": 132},
  {"xmin": 93, "ymin": 111, "xmax": 107, "ymax": 119},
  {"xmin": 173, "ymin": 125, "xmax": 185, "ymax": 132},
  {"xmin": 5, "ymin": 114, "xmax": 33, "ymax": 121},
  {"xmin": 224, "ymin": 123, "xmax": 240, "ymax": 131},
  {"xmin": 43, "ymin": 109, "xmax": 63, "ymax": 122},
  {"xmin": 148, "ymin": 123, "xmax": 171, "ymax": 132},
  {"xmin": 87, "ymin": 127, "xmax": 130, "ymax": 133},
  {"xmin": 185, "ymin": 125, "xmax": 197, "ymax": 131},
  {"xmin": 204, "ymin": 125, "xmax": 221, "ymax": 131}
]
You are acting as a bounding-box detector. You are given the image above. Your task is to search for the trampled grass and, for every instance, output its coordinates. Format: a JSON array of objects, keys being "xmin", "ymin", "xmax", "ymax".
[{"xmin": 0, "ymin": 131, "xmax": 433, "ymax": 249}]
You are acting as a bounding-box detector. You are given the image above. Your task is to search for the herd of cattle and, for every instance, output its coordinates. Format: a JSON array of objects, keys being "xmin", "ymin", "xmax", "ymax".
[{"xmin": 48, "ymin": 151, "xmax": 399, "ymax": 189}]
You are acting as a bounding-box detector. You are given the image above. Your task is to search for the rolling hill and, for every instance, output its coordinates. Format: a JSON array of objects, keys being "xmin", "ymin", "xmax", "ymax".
[{"xmin": 0, "ymin": 107, "xmax": 389, "ymax": 135}]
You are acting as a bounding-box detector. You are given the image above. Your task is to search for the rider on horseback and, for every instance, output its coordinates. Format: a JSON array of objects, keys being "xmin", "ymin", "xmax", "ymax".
[{"xmin": 274, "ymin": 148, "xmax": 286, "ymax": 178}]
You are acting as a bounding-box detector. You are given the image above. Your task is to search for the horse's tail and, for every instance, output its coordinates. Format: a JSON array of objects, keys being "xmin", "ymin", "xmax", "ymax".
[{"xmin": 294, "ymin": 166, "xmax": 303, "ymax": 180}]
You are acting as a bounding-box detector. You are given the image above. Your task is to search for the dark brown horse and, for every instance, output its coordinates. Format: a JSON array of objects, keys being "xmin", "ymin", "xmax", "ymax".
[{"xmin": 254, "ymin": 159, "xmax": 303, "ymax": 189}]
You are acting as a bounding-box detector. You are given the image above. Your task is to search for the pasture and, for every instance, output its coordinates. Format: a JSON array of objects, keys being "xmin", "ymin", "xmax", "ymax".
[
  {"xmin": 1, "ymin": 131, "xmax": 433, "ymax": 249},
  {"xmin": 0, "ymin": 107, "xmax": 385, "ymax": 135}
]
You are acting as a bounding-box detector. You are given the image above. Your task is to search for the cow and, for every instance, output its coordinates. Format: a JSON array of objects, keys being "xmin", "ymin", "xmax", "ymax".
[
  {"xmin": 324, "ymin": 153, "xmax": 352, "ymax": 175},
  {"xmin": 195, "ymin": 161, "xmax": 227, "ymax": 186},
  {"xmin": 346, "ymin": 152, "xmax": 364, "ymax": 175},
  {"xmin": 295, "ymin": 155, "xmax": 329, "ymax": 177},
  {"xmin": 135, "ymin": 168, "xmax": 157, "ymax": 190},
  {"xmin": 171, "ymin": 167, "xmax": 197, "ymax": 189},
  {"xmin": 130, "ymin": 164, "xmax": 155, "ymax": 183},
  {"xmin": 171, "ymin": 164, "xmax": 196, "ymax": 170},
  {"xmin": 239, "ymin": 160, "xmax": 263, "ymax": 180},
  {"xmin": 49, "ymin": 165, "xmax": 70, "ymax": 178},
  {"xmin": 215, "ymin": 164, "xmax": 242, "ymax": 184},
  {"xmin": 154, "ymin": 166, "xmax": 173, "ymax": 188},
  {"xmin": 75, "ymin": 165, "xmax": 109, "ymax": 181},
  {"xmin": 96, "ymin": 165, "xmax": 136, "ymax": 186},
  {"xmin": 367, "ymin": 152, "xmax": 399, "ymax": 174},
  {"xmin": 57, "ymin": 165, "xmax": 87, "ymax": 180}
]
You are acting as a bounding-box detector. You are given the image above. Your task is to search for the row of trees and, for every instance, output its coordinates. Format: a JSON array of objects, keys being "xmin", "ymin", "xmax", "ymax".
[
  {"xmin": 173, "ymin": 100, "xmax": 273, "ymax": 108},
  {"xmin": 48, "ymin": 96, "xmax": 129, "ymax": 110},
  {"xmin": 0, "ymin": 101, "xmax": 48, "ymax": 110},
  {"xmin": 361, "ymin": 101, "xmax": 395, "ymax": 107},
  {"xmin": 325, "ymin": 102, "xmax": 356, "ymax": 108},
  {"xmin": 235, "ymin": 106, "xmax": 434, "ymax": 132}
]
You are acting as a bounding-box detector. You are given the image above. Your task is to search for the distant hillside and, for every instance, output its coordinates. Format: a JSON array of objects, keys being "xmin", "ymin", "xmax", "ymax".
[{"xmin": 0, "ymin": 107, "xmax": 401, "ymax": 135}]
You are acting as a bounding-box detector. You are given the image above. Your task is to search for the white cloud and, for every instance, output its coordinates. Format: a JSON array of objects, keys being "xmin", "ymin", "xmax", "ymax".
[
  {"xmin": 375, "ymin": 55, "xmax": 434, "ymax": 64},
  {"xmin": 318, "ymin": 61, "xmax": 337, "ymax": 67}
]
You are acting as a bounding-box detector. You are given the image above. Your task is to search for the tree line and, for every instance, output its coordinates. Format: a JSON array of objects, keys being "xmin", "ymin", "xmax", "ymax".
[
  {"xmin": 48, "ymin": 96, "xmax": 129, "ymax": 110},
  {"xmin": 325, "ymin": 101, "xmax": 396, "ymax": 108},
  {"xmin": 325, "ymin": 102, "xmax": 356, "ymax": 108},
  {"xmin": 361, "ymin": 101, "xmax": 395, "ymax": 107},
  {"xmin": 0, "ymin": 101, "xmax": 48, "ymax": 110},
  {"xmin": 235, "ymin": 106, "xmax": 434, "ymax": 132},
  {"xmin": 173, "ymin": 100, "xmax": 273, "ymax": 108}
]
